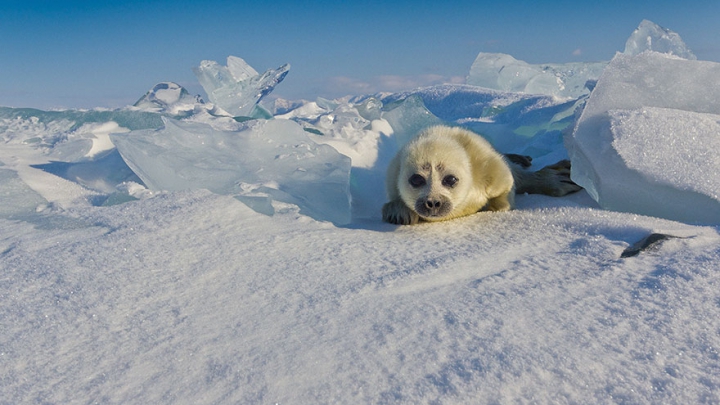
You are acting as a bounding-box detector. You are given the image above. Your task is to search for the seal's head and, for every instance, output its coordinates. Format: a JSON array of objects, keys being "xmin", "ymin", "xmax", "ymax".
[{"xmin": 397, "ymin": 135, "xmax": 476, "ymax": 222}]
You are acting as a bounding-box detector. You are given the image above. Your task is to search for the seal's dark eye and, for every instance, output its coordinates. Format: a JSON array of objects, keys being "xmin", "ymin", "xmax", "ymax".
[
  {"xmin": 442, "ymin": 175, "xmax": 458, "ymax": 188},
  {"xmin": 408, "ymin": 174, "xmax": 426, "ymax": 188}
]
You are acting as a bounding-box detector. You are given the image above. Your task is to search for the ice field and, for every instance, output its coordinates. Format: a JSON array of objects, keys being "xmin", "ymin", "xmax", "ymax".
[{"xmin": 1, "ymin": 20, "xmax": 720, "ymax": 404}]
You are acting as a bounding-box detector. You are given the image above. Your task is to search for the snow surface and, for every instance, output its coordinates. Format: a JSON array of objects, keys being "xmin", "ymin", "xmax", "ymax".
[
  {"xmin": 2, "ymin": 190, "xmax": 720, "ymax": 404},
  {"xmin": 2, "ymin": 20, "xmax": 720, "ymax": 404}
]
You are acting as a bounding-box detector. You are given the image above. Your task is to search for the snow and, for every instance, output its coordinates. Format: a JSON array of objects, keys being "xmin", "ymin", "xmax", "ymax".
[
  {"xmin": 2, "ymin": 191, "xmax": 719, "ymax": 404},
  {"xmin": 611, "ymin": 107, "xmax": 720, "ymax": 203},
  {"xmin": 2, "ymin": 19, "xmax": 720, "ymax": 404}
]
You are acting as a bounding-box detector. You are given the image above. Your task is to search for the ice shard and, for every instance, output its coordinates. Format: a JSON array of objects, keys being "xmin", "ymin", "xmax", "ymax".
[
  {"xmin": 192, "ymin": 56, "xmax": 290, "ymax": 117},
  {"xmin": 111, "ymin": 118, "xmax": 352, "ymax": 225},
  {"xmin": 624, "ymin": 19, "xmax": 696, "ymax": 59},
  {"xmin": 133, "ymin": 82, "xmax": 204, "ymax": 117}
]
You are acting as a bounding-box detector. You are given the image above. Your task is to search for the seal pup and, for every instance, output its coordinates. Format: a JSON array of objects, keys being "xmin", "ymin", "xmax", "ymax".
[{"xmin": 382, "ymin": 125, "xmax": 580, "ymax": 225}]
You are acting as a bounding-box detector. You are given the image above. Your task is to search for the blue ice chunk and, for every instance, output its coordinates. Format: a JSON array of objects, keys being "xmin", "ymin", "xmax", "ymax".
[
  {"xmin": 192, "ymin": 56, "xmax": 290, "ymax": 117},
  {"xmin": 111, "ymin": 118, "xmax": 352, "ymax": 225},
  {"xmin": 624, "ymin": 20, "xmax": 696, "ymax": 59},
  {"xmin": 566, "ymin": 52, "xmax": 720, "ymax": 224}
]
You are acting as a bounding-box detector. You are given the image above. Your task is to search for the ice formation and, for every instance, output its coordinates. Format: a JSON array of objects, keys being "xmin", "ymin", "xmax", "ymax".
[
  {"xmin": 467, "ymin": 53, "xmax": 606, "ymax": 98},
  {"xmin": 133, "ymin": 82, "xmax": 204, "ymax": 117},
  {"xmin": 192, "ymin": 56, "xmax": 290, "ymax": 117},
  {"xmin": 0, "ymin": 107, "xmax": 166, "ymax": 199},
  {"xmin": 275, "ymin": 85, "xmax": 579, "ymax": 219},
  {"xmin": 0, "ymin": 20, "xmax": 713, "ymax": 226},
  {"xmin": 624, "ymin": 19, "xmax": 696, "ymax": 59},
  {"xmin": 380, "ymin": 85, "xmax": 580, "ymax": 167},
  {"xmin": 111, "ymin": 118, "xmax": 352, "ymax": 225},
  {"xmin": 566, "ymin": 51, "xmax": 720, "ymax": 224},
  {"xmin": 466, "ymin": 20, "xmax": 696, "ymax": 98}
]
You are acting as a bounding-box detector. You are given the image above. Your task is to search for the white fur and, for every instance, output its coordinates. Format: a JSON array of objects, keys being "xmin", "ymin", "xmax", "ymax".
[{"xmin": 383, "ymin": 125, "xmax": 514, "ymax": 224}]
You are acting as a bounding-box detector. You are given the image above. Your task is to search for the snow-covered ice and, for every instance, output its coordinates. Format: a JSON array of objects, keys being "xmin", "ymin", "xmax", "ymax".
[
  {"xmin": 566, "ymin": 51, "xmax": 720, "ymax": 224},
  {"xmin": 2, "ymin": 19, "xmax": 720, "ymax": 404},
  {"xmin": 2, "ymin": 189, "xmax": 719, "ymax": 404}
]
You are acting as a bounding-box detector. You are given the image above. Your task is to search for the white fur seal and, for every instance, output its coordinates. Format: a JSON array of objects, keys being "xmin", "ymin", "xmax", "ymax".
[{"xmin": 382, "ymin": 125, "xmax": 580, "ymax": 225}]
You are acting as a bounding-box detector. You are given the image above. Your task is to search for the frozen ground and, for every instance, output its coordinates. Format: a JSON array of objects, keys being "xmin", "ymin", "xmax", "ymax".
[
  {"xmin": 3, "ymin": 189, "xmax": 720, "ymax": 404},
  {"xmin": 1, "ymin": 20, "xmax": 720, "ymax": 404}
]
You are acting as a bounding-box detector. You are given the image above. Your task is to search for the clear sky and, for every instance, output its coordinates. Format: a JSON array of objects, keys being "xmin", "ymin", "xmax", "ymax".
[{"xmin": 2, "ymin": 0, "xmax": 719, "ymax": 109}]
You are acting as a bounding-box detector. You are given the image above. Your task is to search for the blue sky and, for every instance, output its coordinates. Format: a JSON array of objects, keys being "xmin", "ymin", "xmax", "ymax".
[{"xmin": 1, "ymin": 0, "xmax": 719, "ymax": 109}]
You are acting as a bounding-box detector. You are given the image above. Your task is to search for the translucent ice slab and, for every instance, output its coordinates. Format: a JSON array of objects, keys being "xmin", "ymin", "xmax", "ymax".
[
  {"xmin": 381, "ymin": 95, "xmax": 443, "ymax": 148},
  {"xmin": 566, "ymin": 52, "xmax": 720, "ymax": 224},
  {"xmin": 111, "ymin": 118, "xmax": 352, "ymax": 224},
  {"xmin": 0, "ymin": 168, "xmax": 47, "ymax": 219},
  {"xmin": 192, "ymin": 56, "xmax": 290, "ymax": 117},
  {"xmin": 467, "ymin": 53, "xmax": 606, "ymax": 98}
]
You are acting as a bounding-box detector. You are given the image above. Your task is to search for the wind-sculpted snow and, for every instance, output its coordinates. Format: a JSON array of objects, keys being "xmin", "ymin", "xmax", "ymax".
[
  {"xmin": 1, "ymin": 190, "xmax": 719, "ymax": 404},
  {"xmin": 566, "ymin": 51, "xmax": 720, "ymax": 224}
]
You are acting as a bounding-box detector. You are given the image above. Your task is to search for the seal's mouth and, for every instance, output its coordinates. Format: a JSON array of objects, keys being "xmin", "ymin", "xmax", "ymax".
[{"xmin": 414, "ymin": 196, "xmax": 452, "ymax": 219}]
